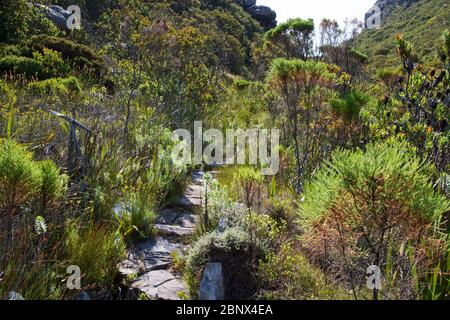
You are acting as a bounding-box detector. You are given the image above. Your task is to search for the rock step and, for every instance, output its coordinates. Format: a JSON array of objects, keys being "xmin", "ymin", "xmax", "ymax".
[
  {"xmin": 179, "ymin": 184, "xmax": 203, "ymax": 206},
  {"xmin": 120, "ymin": 170, "xmax": 207, "ymax": 300},
  {"xmin": 178, "ymin": 170, "xmax": 205, "ymax": 207},
  {"xmin": 119, "ymin": 237, "xmax": 187, "ymax": 276},
  {"xmin": 155, "ymin": 208, "xmax": 199, "ymax": 238},
  {"xmin": 131, "ymin": 270, "xmax": 187, "ymax": 300},
  {"xmin": 155, "ymin": 224, "xmax": 195, "ymax": 238}
]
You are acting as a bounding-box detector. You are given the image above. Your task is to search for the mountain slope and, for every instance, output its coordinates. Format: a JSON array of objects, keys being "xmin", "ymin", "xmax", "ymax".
[{"xmin": 357, "ymin": 0, "xmax": 450, "ymax": 68}]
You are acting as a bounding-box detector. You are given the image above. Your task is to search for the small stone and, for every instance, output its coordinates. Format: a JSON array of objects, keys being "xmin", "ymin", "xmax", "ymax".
[
  {"xmin": 8, "ymin": 291, "xmax": 24, "ymax": 300},
  {"xmin": 78, "ymin": 292, "xmax": 91, "ymax": 300},
  {"xmin": 199, "ymin": 263, "xmax": 225, "ymax": 300},
  {"xmin": 217, "ymin": 219, "xmax": 227, "ymax": 233}
]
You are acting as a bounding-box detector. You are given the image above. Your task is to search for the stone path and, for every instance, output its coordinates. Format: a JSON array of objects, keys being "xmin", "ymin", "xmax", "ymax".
[{"xmin": 119, "ymin": 170, "xmax": 204, "ymax": 300}]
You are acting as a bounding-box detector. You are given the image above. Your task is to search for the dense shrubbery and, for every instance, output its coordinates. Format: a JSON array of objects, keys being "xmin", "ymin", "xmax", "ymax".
[
  {"xmin": 300, "ymin": 140, "xmax": 449, "ymax": 299},
  {"xmin": 259, "ymin": 242, "xmax": 346, "ymax": 300},
  {"xmin": 29, "ymin": 36, "xmax": 104, "ymax": 77},
  {"xmin": 0, "ymin": 0, "xmax": 448, "ymax": 302},
  {"xmin": 64, "ymin": 221, "xmax": 125, "ymax": 291},
  {"xmin": 0, "ymin": 56, "xmax": 45, "ymax": 79},
  {"xmin": 185, "ymin": 228, "xmax": 258, "ymax": 299},
  {"xmin": 26, "ymin": 77, "xmax": 81, "ymax": 96}
]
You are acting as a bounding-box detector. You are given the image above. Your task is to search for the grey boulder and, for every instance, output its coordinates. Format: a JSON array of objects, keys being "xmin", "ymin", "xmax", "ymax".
[
  {"xmin": 32, "ymin": 3, "xmax": 71, "ymax": 30},
  {"xmin": 198, "ymin": 263, "xmax": 225, "ymax": 300}
]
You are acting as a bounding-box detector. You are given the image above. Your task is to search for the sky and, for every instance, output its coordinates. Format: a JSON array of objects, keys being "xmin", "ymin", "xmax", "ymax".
[{"xmin": 257, "ymin": 0, "xmax": 377, "ymax": 27}]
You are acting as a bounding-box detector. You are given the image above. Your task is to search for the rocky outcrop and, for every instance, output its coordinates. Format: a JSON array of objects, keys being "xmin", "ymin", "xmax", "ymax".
[
  {"xmin": 31, "ymin": 3, "xmax": 72, "ymax": 30},
  {"xmin": 236, "ymin": 1, "xmax": 277, "ymax": 31}
]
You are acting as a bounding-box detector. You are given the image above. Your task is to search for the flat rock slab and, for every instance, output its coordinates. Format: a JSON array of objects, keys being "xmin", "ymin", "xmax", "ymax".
[
  {"xmin": 155, "ymin": 224, "xmax": 195, "ymax": 237},
  {"xmin": 191, "ymin": 170, "xmax": 204, "ymax": 185},
  {"xmin": 175, "ymin": 213, "xmax": 198, "ymax": 228},
  {"xmin": 119, "ymin": 237, "xmax": 186, "ymax": 276},
  {"xmin": 156, "ymin": 209, "xmax": 181, "ymax": 224},
  {"xmin": 131, "ymin": 270, "xmax": 187, "ymax": 300},
  {"xmin": 156, "ymin": 209, "xmax": 198, "ymax": 227},
  {"xmin": 179, "ymin": 185, "xmax": 203, "ymax": 206}
]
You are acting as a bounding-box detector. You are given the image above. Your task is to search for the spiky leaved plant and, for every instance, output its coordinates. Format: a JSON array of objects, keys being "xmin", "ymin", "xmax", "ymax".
[{"xmin": 0, "ymin": 140, "xmax": 42, "ymax": 263}]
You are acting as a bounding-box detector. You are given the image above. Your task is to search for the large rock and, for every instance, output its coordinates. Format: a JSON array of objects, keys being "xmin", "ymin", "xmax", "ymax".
[
  {"xmin": 242, "ymin": 0, "xmax": 257, "ymax": 9},
  {"xmin": 131, "ymin": 270, "xmax": 187, "ymax": 300},
  {"xmin": 32, "ymin": 4, "xmax": 71, "ymax": 30},
  {"xmin": 155, "ymin": 209, "xmax": 199, "ymax": 238},
  {"xmin": 245, "ymin": 5, "xmax": 277, "ymax": 30},
  {"xmin": 198, "ymin": 263, "xmax": 225, "ymax": 300},
  {"xmin": 179, "ymin": 184, "xmax": 203, "ymax": 206},
  {"xmin": 247, "ymin": 5, "xmax": 277, "ymax": 21},
  {"xmin": 119, "ymin": 237, "xmax": 187, "ymax": 275}
]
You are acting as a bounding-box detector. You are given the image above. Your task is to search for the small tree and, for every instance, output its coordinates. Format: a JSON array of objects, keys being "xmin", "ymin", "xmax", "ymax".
[
  {"xmin": 233, "ymin": 167, "xmax": 264, "ymax": 214},
  {"xmin": 233, "ymin": 166, "xmax": 264, "ymax": 263},
  {"xmin": 38, "ymin": 160, "xmax": 68, "ymax": 218},
  {"xmin": 265, "ymin": 18, "xmax": 315, "ymax": 60},
  {"xmin": 0, "ymin": 140, "xmax": 42, "ymax": 261},
  {"xmin": 319, "ymin": 19, "xmax": 367, "ymax": 80},
  {"xmin": 267, "ymin": 58, "xmax": 336, "ymax": 193},
  {"xmin": 300, "ymin": 139, "xmax": 450, "ymax": 300}
]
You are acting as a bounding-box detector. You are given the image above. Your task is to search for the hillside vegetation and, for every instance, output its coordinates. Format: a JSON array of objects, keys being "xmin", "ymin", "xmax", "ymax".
[{"xmin": 357, "ymin": 0, "xmax": 450, "ymax": 68}]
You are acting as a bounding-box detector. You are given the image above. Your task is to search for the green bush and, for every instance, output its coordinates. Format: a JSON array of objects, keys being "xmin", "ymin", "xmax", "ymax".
[
  {"xmin": 259, "ymin": 242, "xmax": 347, "ymax": 300},
  {"xmin": 0, "ymin": 139, "xmax": 42, "ymax": 211},
  {"xmin": 300, "ymin": 139, "xmax": 450, "ymax": 299},
  {"xmin": 38, "ymin": 160, "xmax": 68, "ymax": 214},
  {"xmin": 185, "ymin": 227, "xmax": 260, "ymax": 299},
  {"xmin": 0, "ymin": 55, "xmax": 45, "ymax": 79},
  {"xmin": 0, "ymin": 0, "xmax": 29, "ymax": 43},
  {"xmin": 28, "ymin": 35, "xmax": 104, "ymax": 76},
  {"xmin": 26, "ymin": 76, "xmax": 82, "ymax": 96},
  {"xmin": 0, "ymin": 44, "xmax": 24, "ymax": 59},
  {"xmin": 27, "ymin": 5, "xmax": 60, "ymax": 38},
  {"xmin": 64, "ymin": 221, "xmax": 126, "ymax": 290},
  {"xmin": 0, "ymin": 79, "xmax": 14, "ymax": 106},
  {"xmin": 207, "ymin": 179, "xmax": 246, "ymax": 229},
  {"xmin": 116, "ymin": 192, "xmax": 156, "ymax": 244},
  {"xmin": 32, "ymin": 48, "xmax": 70, "ymax": 78}
]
